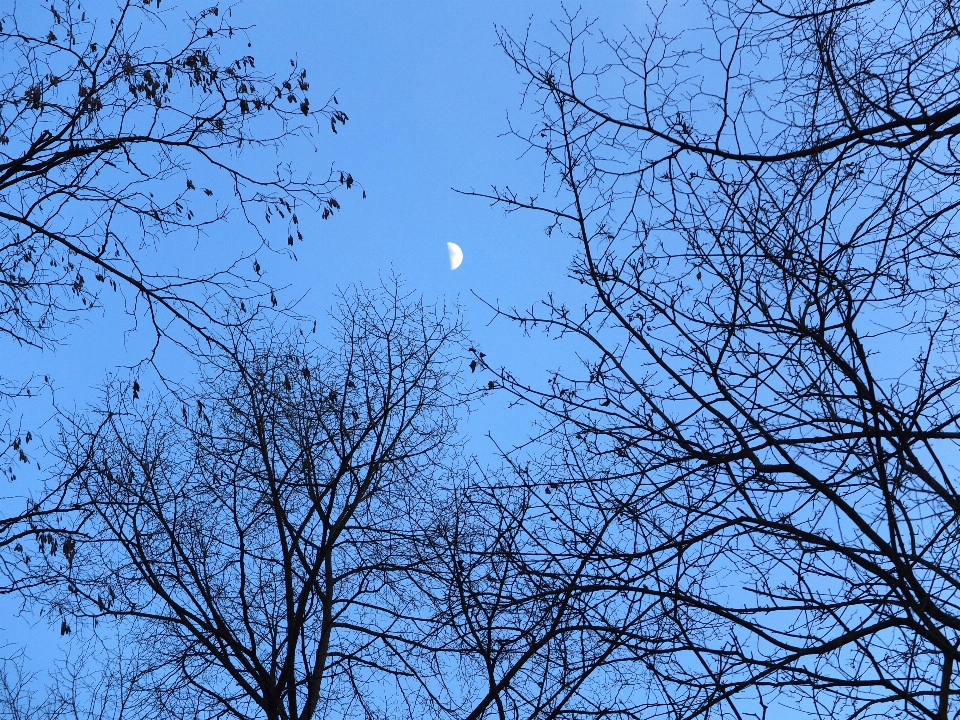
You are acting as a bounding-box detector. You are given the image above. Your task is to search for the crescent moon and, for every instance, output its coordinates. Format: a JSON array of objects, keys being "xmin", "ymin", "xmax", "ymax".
[{"xmin": 447, "ymin": 242, "xmax": 463, "ymax": 270}]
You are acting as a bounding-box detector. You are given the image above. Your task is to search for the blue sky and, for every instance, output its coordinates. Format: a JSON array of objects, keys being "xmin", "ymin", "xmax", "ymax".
[
  {"xmin": 3, "ymin": 4, "xmax": 942, "ymax": 716},
  {"xmin": 2, "ymin": 0, "xmax": 654, "ymax": 661},
  {"xmin": 4, "ymin": 0, "xmax": 661, "ymax": 461}
]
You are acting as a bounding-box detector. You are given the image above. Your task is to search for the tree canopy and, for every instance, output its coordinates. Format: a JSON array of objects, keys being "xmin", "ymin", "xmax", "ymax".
[
  {"xmin": 0, "ymin": 0, "xmax": 356, "ymax": 534},
  {"xmin": 8, "ymin": 1, "xmax": 960, "ymax": 720},
  {"xmin": 465, "ymin": 1, "xmax": 960, "ymax": 718}
]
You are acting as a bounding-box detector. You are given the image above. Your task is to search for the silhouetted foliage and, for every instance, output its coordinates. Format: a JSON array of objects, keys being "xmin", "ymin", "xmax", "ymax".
[
  {"xmin": 6, "ymin": 288, "xmax": 462, "ymax": 719},
  {"xmin": 0, "ymin": 644, "xmax": 141, "ymax": 720},
  {"xmin": 463, "ymin": 1, "xmax": 960, "ymax": 719},
  {"xmin": 0, "ymin": 0, "xmax": 355, "ymax": 556},
  {"xmin": 20, "ymin": 283, "xmax": 464, "ymax": 720},
  {"xmin": 0, "ymin": 0, "xmax": 349, "ymax": 346}
]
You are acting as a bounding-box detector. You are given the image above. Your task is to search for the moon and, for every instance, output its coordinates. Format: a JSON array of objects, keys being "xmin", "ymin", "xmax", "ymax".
[{"xmin": 447, "ymin": 242, "xmax": 463, "ymax": 270}]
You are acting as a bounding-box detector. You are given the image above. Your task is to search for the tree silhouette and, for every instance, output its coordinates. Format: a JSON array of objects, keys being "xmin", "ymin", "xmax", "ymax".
[
  {"xmin": 0, "ymin": 0, "xmax": 355, "ymax": 554},
  {"xmin": 25, "ymin": 283, "xmax": 464, "ymax": 720},
  {"xmin": 463, "ymin": 2, "xmax": 960, "ymax": 719}
]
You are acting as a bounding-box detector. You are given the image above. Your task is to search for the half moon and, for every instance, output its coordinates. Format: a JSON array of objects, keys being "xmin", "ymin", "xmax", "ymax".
[{"xmin": 447, "ymin": 242, "xmax": 464, "ymax": 270}]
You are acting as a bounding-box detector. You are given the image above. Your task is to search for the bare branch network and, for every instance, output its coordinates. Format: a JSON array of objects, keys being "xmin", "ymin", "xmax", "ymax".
[
  {"xmin": 0, "ymin": 0, "xmax": 354, "ymax": 355},
  {"xmin": 0, "ymin": 0, "xmax": 358, "ymax": 484},
  {"xmin": 8, "ymin": 1, "xmax": 960, "ymax": 720},
  {"xmin": 460, "ymin": 1, "xmax": 960, "ymax": 719}
]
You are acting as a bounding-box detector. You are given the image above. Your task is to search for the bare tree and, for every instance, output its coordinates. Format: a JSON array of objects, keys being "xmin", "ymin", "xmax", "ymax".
[
  {"xmin": 458, "ymin": 1, "xmax": 960, "ymax": 719},
  {"xmin": 0, "ymin": 0, "xmax": 357, "ymax": 490},
  {"xmin": 0, "ymin": 641, "xmax": 146, "ymax": 720},
  {"xmin": 20, "ymin": 283, "xmax": 465, "ymax": 720},
  {"xmin": 409, "ymin": 468, "xmax": 679, "ymax": 720}
]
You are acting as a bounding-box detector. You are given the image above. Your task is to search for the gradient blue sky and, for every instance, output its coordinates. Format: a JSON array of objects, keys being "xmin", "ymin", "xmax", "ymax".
[
  {"xmin": 4, "ymin": 0, "xmax": 664, "ymax": 465},
  {"xmin": 4, "ymin": 0, "xmax": 658, "ymax": 419},
  {"xmin": 1, "ymin": 0, "xmax": 676, "ymax": 667}
]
